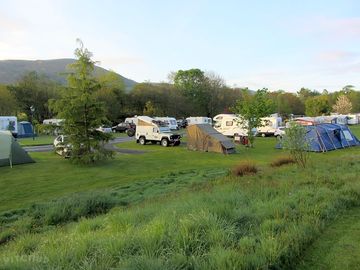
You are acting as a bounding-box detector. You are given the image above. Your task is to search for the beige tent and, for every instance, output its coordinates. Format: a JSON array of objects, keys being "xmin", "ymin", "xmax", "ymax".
[{"xmin": 187, "ymin": 124, "xmax": 236, "ymax": 154}]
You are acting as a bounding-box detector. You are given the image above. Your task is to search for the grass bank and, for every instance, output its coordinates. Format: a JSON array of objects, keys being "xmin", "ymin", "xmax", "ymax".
[{"xmin": 1, "ymin": 153, "xmax": 360, "ymax": 269}]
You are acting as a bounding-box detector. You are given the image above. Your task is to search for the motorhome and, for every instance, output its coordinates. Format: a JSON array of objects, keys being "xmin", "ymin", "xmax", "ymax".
[
  {"xmin": 136, "ymin": 116, "xmax": 181, "ymax": 147},
  {"xmin": 0, "ymin": 116, "xmax": 18, "ymax": 137},
  {"xmin": 154, "ymin": 117, "xmax": 178, "ymax": 130},
  {"xmin": 213, "ymin": 114, "xmax": 248, "ymax": 137},
  {"xmin": 186, "ymin": 117, "xmax": 212, "ymax": 126},
  {"xmin": 257, "ymin": 116, "xmax": 282, "ymax": 137}
]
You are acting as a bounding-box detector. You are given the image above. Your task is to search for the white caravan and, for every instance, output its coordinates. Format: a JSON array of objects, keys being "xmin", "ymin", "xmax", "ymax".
[
  {"xmin": 257, "ymin": 116, "xmax": 282, "ymax": 137},
  {"xmin": 136, "ymin": 116, "xmax": 181, "ymax": 147},
  {"xmin": 0, "ymin": 116, "xmax": 18, "ymax": 137},
  {"xmin": 347, "ymin": 114, "xmax": 359, "ymax": 125},
  {"xmin": 186, "ymin": 117, "xmax": 212, "ymax": 126},
  {"xmin": 213, "ymin": 114, "xmax": 248, "ymax": 137},
  {"xmin": 154, "ymin": 117, "xmax": 178, "ymax": 130}
]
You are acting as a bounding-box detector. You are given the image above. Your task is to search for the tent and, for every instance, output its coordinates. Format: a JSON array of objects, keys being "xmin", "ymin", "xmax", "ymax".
[
  {"xmin": 17, "ymin": 121, "xmax": 35, "ymax": 138},
  {"xmin": 187, "ymin": 124, "xmax": 236, "ymax": 154},
  {"xmin": 277, "ymin": 123, "xmax": 360, "ymax": 152},
  {"xmin": 0, "ymin": 131, "xmax": 35, "ymax": 167}
]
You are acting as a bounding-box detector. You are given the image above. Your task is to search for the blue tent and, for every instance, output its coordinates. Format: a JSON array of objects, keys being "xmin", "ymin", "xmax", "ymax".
[
  {"xmin": 17, "ymin": 121, "xmax": 35, "ymax": 138},
  {"xmin": 277, "ymin": 123, "xmax": 360, "ymax": 152}
]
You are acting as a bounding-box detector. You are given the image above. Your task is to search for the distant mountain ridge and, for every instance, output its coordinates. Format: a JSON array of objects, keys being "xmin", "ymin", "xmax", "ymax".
[{"xmin": 0, "ymin": 58, "xmax": 137, "ymax": 91}]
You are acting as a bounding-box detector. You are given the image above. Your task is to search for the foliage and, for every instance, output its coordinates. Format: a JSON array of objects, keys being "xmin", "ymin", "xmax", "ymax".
[
  {"xmin": 8, "ymin": 71, "xmax": 60, "ymax": 121},
  {"xmin": 282, "ymin": 122, "xmax": 310, "ymax": 168},
  {"xmin": 232, "ymin": 88, "xmax": 275, "ymax": 146},
  {"xmin": 95, "ymin": 71, "xmax": 126, "ymax": 122},
  {"xmin": 231, "ymin": 161, "xmax": 258, "ymax": 176},
  {"xmin": 332, "ymin": 95, "xmax": 353, "ymax": 114},
  {"xmin": 143, "ymin": 100, "xmax": 159, "ymax": 116},
  {"xmin": 50, "ymin": 40, "xmax": 113, "ymax": 164},
  {"xmin": 0, "ymin": 85, "xmax": 17, "ymax": 115},
  {"xmin": 305, "ymin": 95, "xmax": 331, "ymax": 116}
]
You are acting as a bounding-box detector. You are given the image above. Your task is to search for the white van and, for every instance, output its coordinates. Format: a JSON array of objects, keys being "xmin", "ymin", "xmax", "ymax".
[
  {"xmin": 0, "ymin": 116, "xmax": 18, "ymax": 137},
  {"xmin": 213, "ymin": 114, "xmax": 248, "ymax": 137},
  {"xmin": 186, "ymin": 117, "xmax": 212, "ymax": 126},
  {"xmin": 257, "ymin": 116, "xmax": 282, "ymax": 137},
  {"xmin": 154, "ymin": 117, "xmax": 178, "ymax": 130},
  {"xmin": 347, "ymin": 114, "xmax": 359, "ymax": 125}
]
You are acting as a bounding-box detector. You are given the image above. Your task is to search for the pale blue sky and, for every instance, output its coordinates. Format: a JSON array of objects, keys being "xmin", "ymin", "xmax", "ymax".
[{"xmin": 1, "ymin": 0, "xmax": 359, "ymax": 91}]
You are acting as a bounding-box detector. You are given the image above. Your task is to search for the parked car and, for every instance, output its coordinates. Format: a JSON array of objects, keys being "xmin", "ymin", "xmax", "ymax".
[
  {"xmin": 53, "ymin": 135, "xmax": 71, "ymax": 158},
  {"xmin": 112, "ymin": 122, "xmax": 136, "ymax": 133},
  {"xmin": 96, "ymin": 125, "xmax": 112, "ymax": 133},
  {"xmin": 274, "ymin": 126, "xmax": 286, "ymax": 138},
  {"xmin": 176, "ymin": 119, "xmax": 188, "ymax": 128}
]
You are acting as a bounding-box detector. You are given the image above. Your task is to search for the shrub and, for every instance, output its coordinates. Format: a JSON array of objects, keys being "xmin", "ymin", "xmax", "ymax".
[
  {"xmin": 270, "ymin": 155, "xmax": 296, "ymax": 167},
  {"xmin": 282, "ymin": 122, "xmax": 310, "ymax": 168},
  {"xmin": 231, "ymin": 161, "xmax": 258, "ymax": 177}
]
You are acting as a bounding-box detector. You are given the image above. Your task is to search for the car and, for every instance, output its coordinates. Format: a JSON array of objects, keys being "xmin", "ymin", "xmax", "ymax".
[
  {"xmin": 274, "ymin": 126, "xmax": 286, "ymax": 138},
  {"xmin": 112, "ymin": 122, "xmax": 136, "ymax": 133},
  {"xmin": 96, "ymin": 125, "xmax": 112, "ymax": 133},
  {"xmin": 53, "ymin": 135, "xmax": 71, "ymax": 158}
]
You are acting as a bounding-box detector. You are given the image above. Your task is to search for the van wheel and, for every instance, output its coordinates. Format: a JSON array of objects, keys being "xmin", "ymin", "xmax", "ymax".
[
  {"xmin": 261, "ymin": 133, "xmax": 266, "ymax": 137},
  {"xmin": 139, "ymin": 137, "xmax": 146, "ymax": 145},
  {"xmin": 161, "ymin": 138, "xmax": 169, "ymax": 147}
]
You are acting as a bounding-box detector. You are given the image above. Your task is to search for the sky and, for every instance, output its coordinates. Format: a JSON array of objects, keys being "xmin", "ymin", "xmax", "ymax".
[{"xmin": 1, "ymin": 0, "xmax": 360, "ymax": 92}]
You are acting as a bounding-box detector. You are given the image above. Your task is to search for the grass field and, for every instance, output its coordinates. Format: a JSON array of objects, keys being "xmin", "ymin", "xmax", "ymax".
[{"xmin": 0, "ymin": 126, "xmax": 359, "ymax": 269}]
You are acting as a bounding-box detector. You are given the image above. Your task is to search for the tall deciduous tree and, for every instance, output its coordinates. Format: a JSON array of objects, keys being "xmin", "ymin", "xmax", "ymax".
[
  {"xmin": 173, "ymin": 69, "xmax": 210, "ymax": 116},
  {"xmin": 0, "ymin": 85, "xmax": 17, "ymax": 115},
  {"xmin": 305, "ymin": 95, "xmax": 331, "ymax": 116},
  {"xmin": 332, "ymin": 95, "xmax": 352, "ymax": 114},
  {"xmin": 50, "ymin": 40, "xmax": 112, "ymax": 164},
  {"xmin": 232, "ymin": 88, "xmax": 274, "ymax": 147}
]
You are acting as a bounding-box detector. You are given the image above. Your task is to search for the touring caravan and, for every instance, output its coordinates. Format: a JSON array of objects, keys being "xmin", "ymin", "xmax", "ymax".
[
  {"xmin": 186, "ymin": 117, "xmax": 212, "ymax": 126},
  {"xmin": 213, "ymin": 114, "xmax": 248, "ymax": 137},
  {"xmin": 0, "ymin": 116, "xmax": 18, "ymax": 137},
  {"xmin": 347, "ymin": 114, "xmax": 359, "ymax": 125},
  {"xmin": 154, "ymin": 117, "xmax": 178, "ymax": 130}
]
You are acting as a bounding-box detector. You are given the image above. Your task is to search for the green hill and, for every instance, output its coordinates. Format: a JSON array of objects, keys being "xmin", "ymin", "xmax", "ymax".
[{"xmin": 0, "ymin": 58, "xmax": 137, "ymax": 91}]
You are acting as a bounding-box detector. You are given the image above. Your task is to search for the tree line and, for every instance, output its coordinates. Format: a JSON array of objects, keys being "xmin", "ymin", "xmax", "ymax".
[{"xmin": 1, "ymin": 68, "xmax": 359, "ymax": 124}]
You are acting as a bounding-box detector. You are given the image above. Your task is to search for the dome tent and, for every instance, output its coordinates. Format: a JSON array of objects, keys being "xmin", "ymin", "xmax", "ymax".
[
  {"xmin": 187, "ymin": 124, "xmax": 236, "ymax": 154},
  {"xmin": 0, "ymin": 131, "xmax": 35, "ymax": 167},
  {"xmin": 277, "ymin": 123, "xmax": 360, "ymax": 152}
]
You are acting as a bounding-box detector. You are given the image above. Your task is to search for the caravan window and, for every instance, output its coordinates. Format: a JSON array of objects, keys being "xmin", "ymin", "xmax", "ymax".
[{"xmin": 226, "ymin": 121, "xmax": 233, "ymax": 126}]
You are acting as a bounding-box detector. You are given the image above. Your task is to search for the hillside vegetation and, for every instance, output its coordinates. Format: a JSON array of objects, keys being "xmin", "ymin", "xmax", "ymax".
[{"xmin": 0, "ymin": 59, "xmax": 137, "ymax": 91}]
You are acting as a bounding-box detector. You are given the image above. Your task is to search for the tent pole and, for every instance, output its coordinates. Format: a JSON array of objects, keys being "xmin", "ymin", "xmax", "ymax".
[
  {"xmin": 315, "ymin": 128, "xmax": 326, "ymax": 152},
  {"xmin": 9, "ymin": 151, "xmax": 12, "ymax": 168}
]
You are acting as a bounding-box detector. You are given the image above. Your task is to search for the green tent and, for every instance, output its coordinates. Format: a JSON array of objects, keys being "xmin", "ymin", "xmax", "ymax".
[{"xmin": 0, "ymin": 131, "xmax": 35, "ymax": 167}]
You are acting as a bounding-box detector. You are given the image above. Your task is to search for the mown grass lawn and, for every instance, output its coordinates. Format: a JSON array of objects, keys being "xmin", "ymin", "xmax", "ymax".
[
  {"xmin": 17, "ymin": 135, "xmax": 55, "ymax": 146},
  {"xmin": 0, "ymin": 136, "xmax": 280, "ymax": 212}
]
